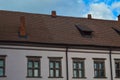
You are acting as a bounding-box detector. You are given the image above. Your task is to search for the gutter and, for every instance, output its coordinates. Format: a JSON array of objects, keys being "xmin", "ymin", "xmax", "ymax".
[
  {"xmin": 109, "ymin": 48, "xmax": 113, "ymax": 80},
  {"xmin": 66, "ymin": 47, "xmax": 69, "ymax": 80},
  {"xmin": 1, "ymin": 41, "xmax": 120, "ymax": 50}
]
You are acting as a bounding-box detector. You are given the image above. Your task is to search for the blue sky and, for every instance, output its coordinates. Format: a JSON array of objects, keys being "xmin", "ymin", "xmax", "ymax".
[{"xmin": 0, "ymin": 0, "xmax": 120, "ymax": 20}]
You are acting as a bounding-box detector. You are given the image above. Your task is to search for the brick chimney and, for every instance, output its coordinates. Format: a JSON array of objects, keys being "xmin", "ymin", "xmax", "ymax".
[
  {"xmin": 19, "ymin": 16, "xmax": 27, "ymax": 37},
  {"xmin": 118, "ymin": 15, "xmax": 120, "ymax": 22},
  {"xmin": 51, "ymin": 11, "xmax": 56, "ymax": 17},
  {"xmin": 88, "ymin": 14, "xmax": 92, "ymax": 19}
]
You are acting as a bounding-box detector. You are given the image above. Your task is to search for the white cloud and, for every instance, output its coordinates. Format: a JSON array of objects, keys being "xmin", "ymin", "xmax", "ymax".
[
  {"xmin": 112, "ymin": 2, "xmax": 120, "ymax": 14},
  {"xmin": 112, "ymin": 1, "xmax": 120, "ymax": 8},
  {"xmin": 84, "ymin": 3, "xmax": 114, "ymax": 20}
]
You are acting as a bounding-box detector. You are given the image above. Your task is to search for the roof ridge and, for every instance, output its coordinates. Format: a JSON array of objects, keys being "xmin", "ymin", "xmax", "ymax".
[{"xmin": 0, "ymin": 10, "xmax": 117, "ymax": 22}]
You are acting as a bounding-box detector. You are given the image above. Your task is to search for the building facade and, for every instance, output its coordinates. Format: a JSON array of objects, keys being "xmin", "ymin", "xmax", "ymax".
[{"xmin": 0, "ymin": 10, "xmax": 120, "ymax": 80}]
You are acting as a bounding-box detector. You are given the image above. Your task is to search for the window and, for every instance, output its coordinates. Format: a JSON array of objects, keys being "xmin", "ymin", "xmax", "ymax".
[
  {"xmin": 72, "ymin": 58, "xmax": 85, "ymax": 78},
  {"xmin": 0, "ymin": 55, "xmax": 6, "ymax": 77},
  {"xmin": 93, "ymin": 58, "xmax": 106, "ymax": 78},
  {"xmin": 75, "ymin": 24, "xmax": 93, "ymax": 38},
  {"xmin": 27, "ymin": 56, "xmax": 41, "ymax": 78},
  {"xmin": 48, "ymin": 57, "xmax": 62, "ymax": 78},
  {"xmin": 115, "ymin": 59, "xmax": 120, "ymax": 78}
]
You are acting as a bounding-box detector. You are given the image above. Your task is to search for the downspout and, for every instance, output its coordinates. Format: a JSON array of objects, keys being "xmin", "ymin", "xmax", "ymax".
[
  {"xmin": 109, "ymin": 48, "xmax": 113, "ymax": 80},
  {"xmin": 66, "ymin": 47, "xmax": 69, "ymax": 80}
]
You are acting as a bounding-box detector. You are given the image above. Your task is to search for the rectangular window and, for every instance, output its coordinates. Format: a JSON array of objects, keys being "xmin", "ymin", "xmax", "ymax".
[
  {"xmin": 115, "ymin": 59, "xmax": 120, "ymax": 78},
  {"xmin": 48, "ymin": 57, "xmax": 62, "ymax": 78},
  {"xmin": 27, "ymin": 56, "xmax": 41, "ymax": 78},
  {"xmin": 93, "ymin": 58, "xmax": 106, "ymax": 78},
  {"xmin": 72, "ymin": 58, "xmax": 85, "ymax": 78},
  {"xmin": 0, "ymin": 55, "xmax": 6, "ymax": 77}
]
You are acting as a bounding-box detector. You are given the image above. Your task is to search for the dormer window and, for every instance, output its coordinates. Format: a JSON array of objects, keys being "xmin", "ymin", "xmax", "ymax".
[
  {"xmin": 75, "ymin": 24, "xmax": 93, "ymax": 38},
  {"xmin": 112, "ymin": 27, "xmax": 120, "ymax": 35}
]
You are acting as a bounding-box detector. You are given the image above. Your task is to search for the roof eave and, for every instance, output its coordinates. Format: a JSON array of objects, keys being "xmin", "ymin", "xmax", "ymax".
[{"xmin": 0, "ymin": 41, "xmax": 120, "ymax": 51}]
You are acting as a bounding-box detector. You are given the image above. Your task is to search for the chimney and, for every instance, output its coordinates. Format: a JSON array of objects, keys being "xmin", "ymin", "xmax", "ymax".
[
  {"xmin": 51, "ymin": 11, "xmax": 56, "ymax": 17},
  {"xmin": 118, "ymin": 15, "xmax": 120, "ymax": 22},
  {"xmin": 88, "ymin": 14, "xmax": 92, "ymax": 19},
  {"xmin": 19, "ymin": 16, "xmax": 27, "ymax": 37}
]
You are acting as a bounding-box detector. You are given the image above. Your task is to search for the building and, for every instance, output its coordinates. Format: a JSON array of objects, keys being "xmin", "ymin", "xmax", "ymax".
[{"xmin": 0, "ymin": 10, "xmax": 120, "ymax": 80}]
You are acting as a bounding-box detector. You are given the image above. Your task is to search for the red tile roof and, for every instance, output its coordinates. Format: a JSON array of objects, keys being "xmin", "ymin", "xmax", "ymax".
[{"xmin": 0, "ymin": 10, "xmax": 120, "ymax": 47}]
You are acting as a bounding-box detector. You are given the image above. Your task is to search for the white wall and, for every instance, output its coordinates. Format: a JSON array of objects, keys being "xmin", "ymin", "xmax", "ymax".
[
  {"xmin": 68, "ymin": 49, "xmax": 111, "ymax": 80},
  {"xmin": 0, "ymin": 45, "xmax": 66, "ymax": 80},
  {"xmin": 112, "ymin": 51, "xmax": 120, "ymax": 80},
  {"xmin": 0, "ymin": 45, "xmax": 120, "ymax": 80}
]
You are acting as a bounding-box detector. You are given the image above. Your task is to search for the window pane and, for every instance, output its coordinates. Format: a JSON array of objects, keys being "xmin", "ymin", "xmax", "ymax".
[
  {"xmin": 73, "ymin": 70, "xmax": 77, "ymax": 77},
  {"xmin": 115, "ymin": 63, "xmax": 119, "ymax": 69},
  {"xmin": 100, "ymin": 70, "xmax": 105, "ymax": 77},
  {"xmin": 94, "ymin": 63, "xmax": 98, "ymax": 69},
  {"xmin": 50, "ymin": 62, "xmax": 54, "ymax": 68},
  {"xmin": 28, "ymin": 61, "xmax": 32, "ymax": 68},
  {"xmin": 55, "ymin": 62, "xmax": 60, "ymax": 68},
  {"xmin": 34, "ymin": 69, "xmax": 38, "ymax": 77},
  {"xmin": 94, "ymin": 70, "xmax": 98, "ymax": 77},
  {"xmin": 56, "ymin": 70, "xmax": 60, "ymax": 77},
  {"xmin": 79, "ymin": 70, "xmax": 82, "ymax": 77},
  {"xmin": 28, "ymin": 69, "xmax": 32, "ymax": 77},
  {"xmin": 73, "ymin": 63, "xmax": 77, "ymax": 69},
  {"xmin": 99, "ymin": 63, "xmax": 104, "ymax": 69},
  {"xmin": 0, "ymin": 60, "xmax": 4, "ymax": 67},
  {"xmin": 115, "ymin": 61, "xmax": 120, "ymax": 77},
  {"xmin": 50, "ymin": 70, "xmax": 54, "ymax": 77},
  {"xmin": 118, "ymin": 70, "xmax": 120, "ymax": 77},
  {"xmin": 34, "ymin": 62, "xmax": 39, "ymax": 68},
  {"xmin": 116, "ymin": 70, "xmax": 120, "ymax": 77},
  {"xmin": 78, "ymin": 63, "xmax": 82, "ymax": 69},
  {"xmin": 0, "ymin": 68, "xmax": 3, "ymax": 76}
]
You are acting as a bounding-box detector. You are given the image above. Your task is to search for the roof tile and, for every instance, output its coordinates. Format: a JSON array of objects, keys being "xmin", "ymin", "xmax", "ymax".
[{"xmin": 0, "ymin": 10, "xmax": 120, "ymax": 47}]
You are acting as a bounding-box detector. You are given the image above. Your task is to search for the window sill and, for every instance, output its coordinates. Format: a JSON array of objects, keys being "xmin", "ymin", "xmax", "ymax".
[
  {"xmin": 48, "ymin": 77, "xmax": 63, "ymax": 78},
  {"xmin": 115, "ymin": 77, "xmax": 120, "ymax": 78},
  {"xmin": 26, "ymin": 76, "xmax": 42, "ymax": 78},
  {"xmin": 72, "ymin": 77, "xmax": 87, "ymax": 79},
  {"xmin": 0, "ymin": 76, "xmax": 7, "ymax": 77},
  {"xmin": 94, "ymin": 77, "xmax": 107, "ymax": 79}
]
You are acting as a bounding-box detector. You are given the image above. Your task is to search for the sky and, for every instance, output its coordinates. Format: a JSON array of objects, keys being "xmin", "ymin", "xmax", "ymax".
[{"xmin": 0, "ymin": 0, "xmax": 120, "ymax": 20}]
